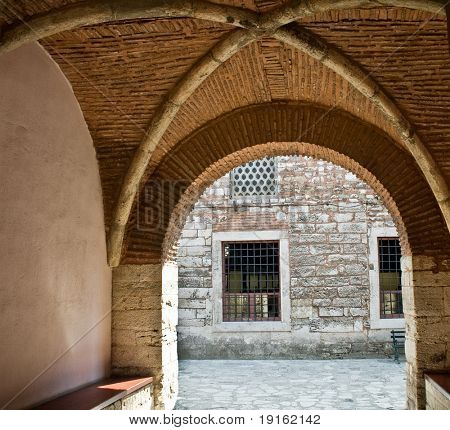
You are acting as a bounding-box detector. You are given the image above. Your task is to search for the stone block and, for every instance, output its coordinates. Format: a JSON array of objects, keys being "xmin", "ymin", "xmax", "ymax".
[
  {"xmin": 413, "ymin": 271, "xmax": 450, "ymax": 287},
  {"xmin": 298, "ymin": 234, "xmax": 327, "ymax": 243},
  {"xmin": 290, "ymin": 266, "xmax": 316, "ymax": 277},
  {"xmin": 312, "ymin": 298, "xmax": 332, "ymax": 307},
  {"xmin": 135, "ymin": 330, "xmax": 162, "ymax": 346},
  {"xmin": 342, "ymin": 244, "xmax": 367, "ymax": 254},
  {"xmin": 113, "ymin": 309, "xmax": 161, "ymax": 331},
  {"xmin": 309, "ymin": 244, "xmax": 341, "ymax": 255},
  {"xmin": 319, "ymin": 307, "xmax": 344, "ymax": 317},
  {"xmin": 180, "ymin": 267, "xmax": 211, "ymax": 278},
  {"xmin": 178, "ymin": 298, "xmax": 206, "ymax": 309},
  {"xmin": 178, "ymin": 287, "xmax": 210, "ymax": 299},
  {"xmin": 182, "ymin": 229, "xmax": 198, "ymax": 238},
  {"xmin": 333, "ymin": 213, "xmax": 354, "ymax": 223},
  {"xmin": 337, "ymin": 222, "xmax": 366, "ymax": 233},
  {"xmin": 178, "ymin": 276, "xmax": 204, "ymax": 289},
  {"xmin": 329, "ymin": 234, "xmax": 361, "ymax": 243},
  {"xmin": 413, "ymin": 287, "xmax": 445, "ymax": 317},
  {"xmin": 196, "ymin": 309, "xmax": 208, "ymax": 319},
  {"xmin": 112, "ymin": 329, "xmax": 136, "ymax": 346},
  {"xmin": 332, "ymin": 298, "xmax": 361, "ymax": 307},
  {"xmin": 178, "ymin": 237, "xmax": 205, "ymax": 247},
  {"xmin": 316, "ymin": 266, "xmax": 339, "ymax": 276},
  {"xmin": 341, "ymin": 263, "xmax": 367, "ymax": 276},
  {"xmin": 185, "ymin": 246, "xmax": 209, "ymax": 256},
  {"xmin": 179, "ymin": 309, "xmax": 197, "ymax": 320},
  {"xmin": 349, "ymin": 307, "xmax": 368, "ymax": 317},
  {"xmin": 113, "ymin": 264, "xmax": 162, "ymax": 285},
  {"xmin": 112, "ymin": 345, "xmax": 162, "ymax": 371},
  {"xmin": 310, "ymin": 318, "xmax": 355, "ymax": 333},
  {"xmin": 292, "ymin": 306, "xmax": 313, "ymax": 318},
  {"xmin": 177, "ymin": 318, "xmax": 206, "ymax": 327},
  {"xmin": 180, "ymin": 256, "xmax": 204, "ymax": 267},
  {"xmin": 291, "ymin": 286, "xmax": 338, "ymax": 299},
  {"xmin": 337, "ymin": 286, "xmax": 367, "ymax": 297},
  {"xmin": 316, "ymin": 223, "xmax": 337, "ymax": 233}
]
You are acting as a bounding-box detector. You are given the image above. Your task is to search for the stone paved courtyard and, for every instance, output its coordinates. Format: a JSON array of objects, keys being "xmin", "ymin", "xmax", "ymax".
[{"xmin": 175, "ymin": 359, "xmax": 406, "ymax": 410}]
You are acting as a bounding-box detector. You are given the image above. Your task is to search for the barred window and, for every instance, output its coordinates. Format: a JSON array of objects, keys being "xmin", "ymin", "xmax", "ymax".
[
  {"xmin": 222, "ymin": 241, "xmax": 280, "ymax": 322},
  {"xmin": 378, "ymin": 238, "xmax": 403, "ymax": 319},
  {"xmin": 231, "ymin": 158, "xmax": 277, "ymax": 197}
]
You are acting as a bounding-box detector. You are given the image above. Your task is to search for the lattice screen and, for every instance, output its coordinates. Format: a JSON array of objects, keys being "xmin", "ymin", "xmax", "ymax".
[{"xmin": 231, "ymin": 158, "xmax": 277, "ymax": 197}]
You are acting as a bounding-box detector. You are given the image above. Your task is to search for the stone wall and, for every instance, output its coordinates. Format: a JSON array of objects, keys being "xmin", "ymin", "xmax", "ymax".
[
  {"xmin": 176, "ymin": 155, "xmax": 403, "ymax": 359},
  {"xmin": 403, "ymin": 255, "xmax": 450, "ymax": 409},
  {"xmin": 112, "ymin": 264, "xmax": 178, "ymax": 410},
  {"xmin": 102, "ymin": 385, "xmax": 154, "ymax": 410}
]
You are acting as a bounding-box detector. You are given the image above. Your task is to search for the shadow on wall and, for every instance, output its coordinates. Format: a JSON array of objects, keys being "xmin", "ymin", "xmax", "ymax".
[{"xmin": 0, "ymin": 42, "xmax": 111, "ymax": 409}]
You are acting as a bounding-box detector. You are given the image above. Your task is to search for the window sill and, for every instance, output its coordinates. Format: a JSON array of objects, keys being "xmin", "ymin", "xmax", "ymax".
[
  {"xmin": 212, "ymin": 321, "xmax": 291, "ymax": 333},
  {"xmin": 370, "ymin": 318, "xmax": 405, "ymax": 330}
]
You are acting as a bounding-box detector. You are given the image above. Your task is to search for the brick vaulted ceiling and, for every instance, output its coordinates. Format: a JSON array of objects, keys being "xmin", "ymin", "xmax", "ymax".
[{"xmin": 0, "ymin": 1, "xmax": 449, "ymax": 263}]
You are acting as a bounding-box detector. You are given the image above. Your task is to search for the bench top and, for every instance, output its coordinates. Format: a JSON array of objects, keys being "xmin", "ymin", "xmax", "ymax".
[
  {"xmin": 34, "ymin": 377, "xmax": 153, "ymax": 410},
  {"xmin": 425, "ymin": 373, "xmax": 450, "ymax": 395}
]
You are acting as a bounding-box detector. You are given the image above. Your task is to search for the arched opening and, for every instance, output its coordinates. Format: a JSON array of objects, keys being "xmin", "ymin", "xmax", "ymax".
[
  {"xmin": 1, "ymin": 1, "xmax": 448, "ymax": 412},
  {"xmin": 110, "ymin": 100, "xmax": 449, "ymax": 410},
  {"xmin": 168, "ymin": 146, "xmax": 411, "ymax": 409}
]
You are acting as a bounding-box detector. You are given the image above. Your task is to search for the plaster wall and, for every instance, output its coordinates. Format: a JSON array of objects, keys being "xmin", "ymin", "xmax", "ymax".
[{"xmin": 0, "ymin": 43, "xmax": 111, "ymax": 409}]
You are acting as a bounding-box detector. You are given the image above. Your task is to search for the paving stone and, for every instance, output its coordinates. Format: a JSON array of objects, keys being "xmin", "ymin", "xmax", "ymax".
[{"xmin": 175, "ymin": 359, "xmax": 406, "ymax": 410}]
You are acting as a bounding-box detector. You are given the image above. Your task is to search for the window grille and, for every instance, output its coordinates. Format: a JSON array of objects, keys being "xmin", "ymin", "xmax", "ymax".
[
  {"xmin": 222, "ymin": 241, "xmax": 280, "ymax": 321},
  {"xmin": 231, "ymin": 158, "xmax": 277, "ymax": 197},
  {"xmin": 378, "ymin": 238, "xmax": 403, "ymax": 319}
]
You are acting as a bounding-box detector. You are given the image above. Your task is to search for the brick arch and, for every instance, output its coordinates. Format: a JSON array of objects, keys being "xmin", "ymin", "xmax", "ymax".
[
  {"xmin": 161, "ymin": 141, "xmax": 411, "ymax": 262},
  {"xmin": 123, "ymin": 102, "xmax": 449, "ymax": 264}
]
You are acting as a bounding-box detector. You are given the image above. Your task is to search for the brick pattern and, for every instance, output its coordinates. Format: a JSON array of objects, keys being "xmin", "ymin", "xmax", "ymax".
[
  {"xmin": 5, "ymin": 4, "xmax": 445, "ymax": 258},
  {"xmin": 126, "ymin": 103, "xmax": 449, "ymax": 263},
  {"xmin": 176, "ymin": 155, "xmax": 400, "ymax": 358}
]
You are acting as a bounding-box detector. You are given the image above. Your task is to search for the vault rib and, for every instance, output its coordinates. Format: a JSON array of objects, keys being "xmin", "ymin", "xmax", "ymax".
[{"xmin": 0, "ymin": 0, "xmax": 447, "ymax": 264}]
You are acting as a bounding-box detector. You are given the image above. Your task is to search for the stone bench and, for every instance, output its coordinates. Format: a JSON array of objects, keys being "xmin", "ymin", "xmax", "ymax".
[
  {"xmin": 34, "ymin": 377, "xmax": 153, "ymax": 410},
  {"xmin": 425, "ymin": 373, "xmax": 450, "ymax": 410}
]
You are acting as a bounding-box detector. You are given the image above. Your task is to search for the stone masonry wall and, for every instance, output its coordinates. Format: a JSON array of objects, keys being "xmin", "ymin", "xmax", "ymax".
[
  {"xmin": 112, "ymin": 264, "xmax": 178, "ymax": 410},
  {"xmin": 176, "ymin": 155, "xmax": 403, "ymax": 359}
]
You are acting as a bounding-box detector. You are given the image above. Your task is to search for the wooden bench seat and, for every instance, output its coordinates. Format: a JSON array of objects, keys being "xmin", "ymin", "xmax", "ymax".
[
  {"xmin": 34, "ymin": 377, "xmax": 153, "ymax": 410},
  {"xmin": 425, "ymin": 373, "xmax": 450, "ymax": 410}
]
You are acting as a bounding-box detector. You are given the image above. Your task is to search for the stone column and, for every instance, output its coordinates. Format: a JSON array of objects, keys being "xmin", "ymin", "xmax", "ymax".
[
  {"xmin": 402, "ymin": 255, "xmax": 450, "ymax": 409},
  {"xmin": 111, "ymin": 263, "xmax": 178, "ymax": 410}
]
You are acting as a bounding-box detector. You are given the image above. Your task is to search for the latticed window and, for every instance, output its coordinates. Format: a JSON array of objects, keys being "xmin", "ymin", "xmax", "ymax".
[
  {"xmin": 222, "ymin": 241, "xmax": 280, "ymax": 321},
  {"xmin": 231, "ymin": 158, "xmax": 277, "ymax": 197},
  {"xmin": 378, "ymin": 238, "xmax": 403, "ymax": 319}
]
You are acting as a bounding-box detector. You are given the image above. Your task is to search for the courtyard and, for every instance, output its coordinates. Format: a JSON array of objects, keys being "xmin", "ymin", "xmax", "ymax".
[{"xmin": 176, "ymin": 359, "xmax": 406, "ymax": 410}]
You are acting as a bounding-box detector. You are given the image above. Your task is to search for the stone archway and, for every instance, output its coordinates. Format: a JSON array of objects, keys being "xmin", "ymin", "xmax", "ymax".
[{"xmin": 112, "ymin": 132, "xmax": 448, "ymax": 410}]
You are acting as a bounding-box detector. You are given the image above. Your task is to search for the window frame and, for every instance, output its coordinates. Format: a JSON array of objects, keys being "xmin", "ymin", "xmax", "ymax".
[
  {"xmin": 212, "ymin": 230, "xmax": 291, "ymax": 332},
  {"xmin": 368, "ymin": 227, "xmax": 406, "ymax": 329},
  {"xmin": 222, "ymin": 240, "xmax": 281, "ymax": 322}
]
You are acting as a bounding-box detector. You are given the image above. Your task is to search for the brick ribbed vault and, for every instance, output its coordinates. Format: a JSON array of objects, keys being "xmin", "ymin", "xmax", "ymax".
[
  {"xmin": 124, "ymin": 102, "xmax": 450, "ymax": 264},
  {"xmin": 0, "ymin": 1, "xmax": 449, "ymax": 265}
]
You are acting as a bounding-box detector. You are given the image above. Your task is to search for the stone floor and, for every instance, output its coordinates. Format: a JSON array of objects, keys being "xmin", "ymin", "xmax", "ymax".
[{"xmin": 175, "ymin": 359, "xmax": 406, "ymax": 410}]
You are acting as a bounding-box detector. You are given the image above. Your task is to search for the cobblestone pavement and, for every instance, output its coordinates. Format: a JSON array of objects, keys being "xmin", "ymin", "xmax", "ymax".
[{"xmin": 175, "ymin": 359, "xmax": 406, "ymax": 410}]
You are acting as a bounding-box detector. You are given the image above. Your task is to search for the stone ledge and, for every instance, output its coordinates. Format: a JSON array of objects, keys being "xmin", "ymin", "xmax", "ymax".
[
  {"xmin": 425, "ymin": 373, "xmax": 450, "ymax": 410},
  {"xmin": 33, "ymin": 377, "xmax": 153, "ymax": 410}
]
